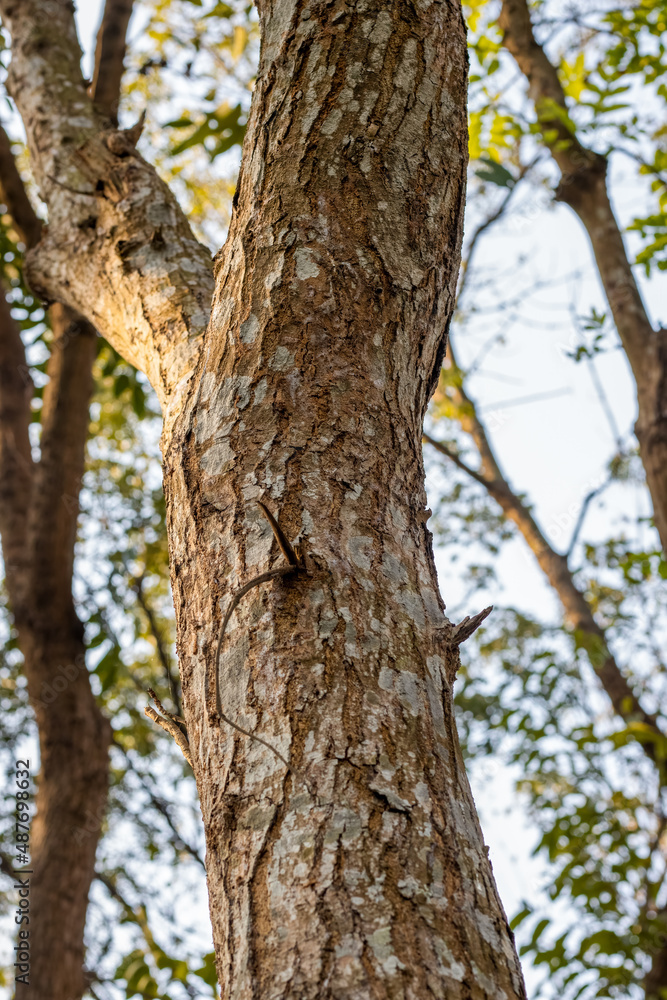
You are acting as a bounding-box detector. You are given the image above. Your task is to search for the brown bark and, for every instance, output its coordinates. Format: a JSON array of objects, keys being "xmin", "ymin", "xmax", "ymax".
[
  {"xmin": 0, "ymin": 0, "xmax": 213, "ymax": 413},
  {"xmin": 27, "ymin": 306, "xmax": 108, "ymax": 1000},
  {"xmin": 167, "ymin": 2, "xmax": 525, "ymax": 994},
  {"xmin": 498, "ymin": 0, "xmax": 667, "ymax": 556},
  {"xmin": 0, "ymin": 286, "xmax": 32, "ymax": 600},
  {"xmin": 90, "ymin": 0, "xmax": 134, "ymax": 124},
  {"xmin": 0, "ymin": 294, "xmax": 111, "ymax": 1000},
  {"xmin": 1, "ymin": 0, "xmax": 528, "ymax": 995}
]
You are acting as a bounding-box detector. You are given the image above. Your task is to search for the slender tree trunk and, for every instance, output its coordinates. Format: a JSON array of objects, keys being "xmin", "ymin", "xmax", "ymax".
[
  {"xmin": 16, "ymin": 307, "xmax": 112, "ymax": 1000},
  {"xmin": 2, "ymin": 0, "xmax": 528, "ymax": 994},
  {"xmin": 0, "ymin": 3, "xmax": 134, "ymax": 993},
  {"xmin": 499, "ymin": 0, "xmax": 667, "ymax": 556},
  {"xmin": 20, "ymin": 631, "xmax": 110, "ymax": 1000},
  {"xmin": 0, "ymin": 296, "xmax": 113, "ymax": 1000}
]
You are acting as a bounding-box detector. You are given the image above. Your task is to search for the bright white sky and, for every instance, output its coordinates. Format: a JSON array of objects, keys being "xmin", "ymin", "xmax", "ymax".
[{"xmin": 3, "ymin": 1, "xmax": 665, "ymax": 997}]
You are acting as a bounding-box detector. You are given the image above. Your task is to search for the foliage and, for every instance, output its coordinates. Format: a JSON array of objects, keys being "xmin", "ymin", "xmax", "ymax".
[
  {"xmin": 423, "ymin": 3, "xmax": 667, "ymax": 997},
  {"xmin": 464, "ymin": 0, "xmax": 667, "ymax": 272}
]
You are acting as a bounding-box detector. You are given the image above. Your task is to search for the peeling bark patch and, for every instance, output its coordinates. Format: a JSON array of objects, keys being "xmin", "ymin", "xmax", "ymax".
[
  {"xmin": 240, "ymin": 313, "xmax": 260, "ymax": 344},
  {"xmin": 200, "ymin": 440, "xmax": 236, "ymax": 477},
  {"xmin": 270, "ymin": 346, "xmax": 295, "ymax": 371},
  {"xmin": 294, "ymin": 248, "xmax": 321, "ymax": 280}
]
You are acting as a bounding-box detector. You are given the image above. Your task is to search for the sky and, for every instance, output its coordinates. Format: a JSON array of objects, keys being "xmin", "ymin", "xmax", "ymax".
[{"xmin": 3, "ymin": 0, "xmax": 666, "ymax": 997}]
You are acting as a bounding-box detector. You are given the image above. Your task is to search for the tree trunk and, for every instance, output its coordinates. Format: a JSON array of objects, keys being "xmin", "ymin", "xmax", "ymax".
[
  {"xmin": 163, "ymin": 3, "xmax": 525, "ymax": 996},
  {"xmin": 1, "ymin": 301, "xmax": 113, "ymax": 1000},
  {"xmin": 2, "ymin": 0, "xmax": 527, "ymax": 994},
  {"xmin": 499, "ymin": 0, "xmax": 667, "ymax": 556},
  {"xmin": 0, "ymin": 5, "xmax": 133, "ymax": 992},
  {"xmin": 19, "ymin": 307, "xmax": 111, "ymax": 1000}
]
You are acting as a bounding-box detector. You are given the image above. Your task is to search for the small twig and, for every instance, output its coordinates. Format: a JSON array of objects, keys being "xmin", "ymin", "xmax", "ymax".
[
  {"xmin": 477, "ymin": 386, "xmax": 571, "ymax": 412},
  {"xmin": 211, "ymin": 503, "xmax": 307, "ymax": 781},
  {"xmin": 423, "ymin": 433, "xmax": 498, "ymax": 493},
  {"xmin": 450, "ymin": 606, "xmax": 493, "ymax": 645},
  {"xmin": 147, "ymin": 687, "xmax": 186, "ymax": 727},
  {"xmin": 105, "ymin": 110, "xmax": 146, "ymax": 155},
  {"xmin": 458, "ymin": 153, "xmax": 542, "ymax": 302},
  {"xmin": 145, "ymin": 690, "xmax": 193, "ymax": 769},
  {"xmin": 257, "ymin": 500, "xmax": 303, "ymax": 567},
  {"xmin": 566, "ymin": 478, "xmax": 610, "ymax": 558},
  {"xmin": 587, "ymin": 354, "xmax": 624, "ymax": 451}
]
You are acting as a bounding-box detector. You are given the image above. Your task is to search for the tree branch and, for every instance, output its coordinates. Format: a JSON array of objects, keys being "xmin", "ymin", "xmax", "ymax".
[
  {"xmin": 0, "ymin": 124, "xmax": 42, "ymax": 247},
  {"xmin": 499, "ymin": 0, "xmax": 667, "ymax": 555},
  {"xmin": 458, "ymin": 155, "xmax": 541, "ymax": 303},
  {"xmin": 90, "ymin": 0, "xmax": 135, "ymax": 125},
  {"xmin": 427, "ymin": 341, "xmax": 667, "ymax": 771},
  {"xmin": 0, "ymin": 0, "xmax": 214, "ymax": 411},
  {"xmin": 26, "ymin": 305, "xmax": 97, "ymax": 622},
  {"xmin": 0, "ymin": 284, "xmax": 33, "ymax": 606}
]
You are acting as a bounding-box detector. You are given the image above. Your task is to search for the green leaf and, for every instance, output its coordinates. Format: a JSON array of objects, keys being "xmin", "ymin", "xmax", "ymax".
[{"xmin": 474, "ymin": 154, "xmax": 516, "ymax": 188}]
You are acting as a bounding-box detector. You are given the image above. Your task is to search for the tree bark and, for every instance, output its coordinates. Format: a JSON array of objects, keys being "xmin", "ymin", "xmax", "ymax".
[
  {"xmin": 499, "ymin": 0, "xmax": 667, "ymax": 557},
  {"xmin": 1, "ymin": 0, "xmax": 528, "ymax": 995},
  {"xmin": 0, "ymin": 294, "xmax": 112, "ymax": 1000}
]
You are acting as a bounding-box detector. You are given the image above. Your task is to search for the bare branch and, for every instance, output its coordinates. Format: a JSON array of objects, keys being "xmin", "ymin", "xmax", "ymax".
[
  {"xmin": 27, "ymin": 306, "xmax": 97, "ymax": 621},
  {"xmin": 0, "ymin": 124, "xmax": 42, "ymax": 247},
  {"xmin": 566, "ymin": 479, "xmax": 611, "ymax": 559},
  {"xmin": 0, "ymin": 0, "xmax": 213, "ymax": 409},
  {"xmin": 499, "ymin": 0, "xmax": 667, "ymax": 554},
  {"xmin": 423, "ymin": 432, "xmax": 497, "ymax": 493},
  {"xmin": 450, "ymin": 606, "xmax": 493, "ymax": 645},
  {"xmin": 427, "ymin": 340, "xmax": 667, "ymax": 770},
  {"xmin": 145, "ymin": 702, "xmax": 194, "ymax": 770},
  {"xmin": 458, "ymin": 155, "xmax": 541, "ymax": 302},
  {"xmin": 90, "ymin": 0, "xmax": 135, "ymax": 125}
]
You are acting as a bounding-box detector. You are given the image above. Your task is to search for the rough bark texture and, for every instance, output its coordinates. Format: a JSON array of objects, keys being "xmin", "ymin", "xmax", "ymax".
[
  {"xmin": 2, "ymin": 0, "xmax": 528, "ymax": 996},
  {"xmin": 0, "ymin": 0, "xmax": 214, "ymax": 413},
  {"xmin": 499, "ymin": 0, "xmax": 667, "ymax": 557}
]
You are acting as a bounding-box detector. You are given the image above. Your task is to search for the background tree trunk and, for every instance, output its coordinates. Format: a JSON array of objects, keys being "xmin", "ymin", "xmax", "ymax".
[
  {"xmin": 499, "ymin": 0, "xmax": 667, "ymax": 556},
  {"xmin": 0, "ymin": 4, "xmax": 134, "ymax": 996}
]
